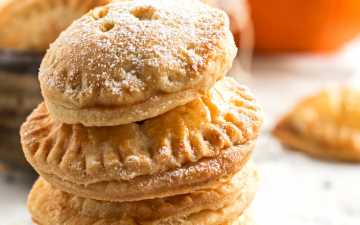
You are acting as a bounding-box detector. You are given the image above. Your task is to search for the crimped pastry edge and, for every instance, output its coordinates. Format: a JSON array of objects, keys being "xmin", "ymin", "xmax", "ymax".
[
  {"xmin": 35, "ymin": 143, "xmax": 254, "ymax": 202},
  {"xmin": 273, "ymin": 119, "xmax": 360, "ymax": 162},
  {"xmin": 21, "ymin": 77, "xmax": 262, "ymax": 185},
  {"xmin": 29, "ymin": 168, "xmax": 258, "ymax": 225}
]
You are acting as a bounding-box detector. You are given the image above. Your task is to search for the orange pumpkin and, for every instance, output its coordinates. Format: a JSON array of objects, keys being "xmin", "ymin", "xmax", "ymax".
[{"xmin": 249, "ymin": 0, "xmax": 360, "ymax": 52}]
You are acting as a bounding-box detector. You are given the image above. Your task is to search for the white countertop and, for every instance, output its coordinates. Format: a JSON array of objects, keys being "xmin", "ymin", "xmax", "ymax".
[{"xmin": 1, "ymin": 40, "xmax": 360, "ymax": 225}]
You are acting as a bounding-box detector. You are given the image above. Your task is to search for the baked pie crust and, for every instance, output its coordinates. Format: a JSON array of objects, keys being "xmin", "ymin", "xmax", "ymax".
[
  {"xmin": 39, "ymin": 0, "xmax": 237, "ymax": 126},
  {"xmin": 28, "ymin": 161, "xmax": 258, "ymax": 225},
  {"xmin": 0, "ymin": 0, "xmax": 110, "ymax": 52},
  {"xmin": 21, "ymin": 77, "xmax": 262, "ymax": 201},
  {"xmin": 273, "ymin": 86, "xmax": 360, "ymax": 162}
]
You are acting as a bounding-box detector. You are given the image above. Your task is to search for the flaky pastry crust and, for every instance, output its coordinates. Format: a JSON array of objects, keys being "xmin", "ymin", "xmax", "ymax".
[
  {"xmin": 22, "ymin": 78, "xmax": 261, "ymax": 182},
  {"xmin": 29, "ymin": 162, "xmax": 258, "ymax": 225},
  {"xmin": 273, "ymin": 86, "xmax": 360, "ymax": 162},
  {"xmin": 39, "ymin": 0, "xmax": 237, "ymax": 126},
  {"xmin": 0, "ymin": 0, "xmax": 109, "ymax": 52},
  {"xmin": 21, "ymin": 77, "xmax": 262, "ymax": 201},
  {"xmin": 36, "ymin": 143, "xmax": 254, "ymax": 202}
]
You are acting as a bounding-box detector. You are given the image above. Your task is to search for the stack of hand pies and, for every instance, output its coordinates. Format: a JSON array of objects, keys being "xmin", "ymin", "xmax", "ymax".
[{"xmin": 20, "ymin": 0, "xmax": 263, "ymax": 224}]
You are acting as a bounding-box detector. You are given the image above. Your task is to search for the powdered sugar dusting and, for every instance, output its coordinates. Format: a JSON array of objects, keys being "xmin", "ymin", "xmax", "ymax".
[{"xmin": 39, "ymin": 0, "xmax": 235, "ymax": 108}]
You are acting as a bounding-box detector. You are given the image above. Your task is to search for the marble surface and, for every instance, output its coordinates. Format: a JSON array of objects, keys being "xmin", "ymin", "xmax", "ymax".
[
  {"xmin": 253, "ymin": 134, "xmax": 360, "ymax": 225},
  {"xmin": 1, "ymin": 43, "xmax": 360, "ymax": 224},
  {"xmin": 246, "ymin": 46, "xmax": 360, "ymax": 225},
  {"xmin": 0, "ymin": 169, "xmax": 34, "ymax": 225}
]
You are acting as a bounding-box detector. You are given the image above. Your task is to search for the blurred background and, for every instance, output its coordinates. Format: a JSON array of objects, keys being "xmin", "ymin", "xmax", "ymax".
[{"xmin": 1, "ymin": 0, "xmax": 360, "ymax": 224}]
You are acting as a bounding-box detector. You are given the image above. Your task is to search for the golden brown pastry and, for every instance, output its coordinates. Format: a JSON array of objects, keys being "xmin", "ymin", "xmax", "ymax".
[
  {"xmin": 29, "ymin": 161, "xmax": 258, "ymax": 225},
  {"xmin": 21, "ymin": 77, "xmax": 262, "ymax": 201},
  {"xmin": 273, "ymin": 86, "xmax": 360, "ymax": 162},
  {"xmin": 0, "ymin": 0, "xmax": 110, "ymax": 52},
  {"xmin": 19, "ymin": 2, "xmax": 262, "ymax": 224},
  {"xmin": 39, "ymin": 0, "xmax": 237, "ymax": 126}
]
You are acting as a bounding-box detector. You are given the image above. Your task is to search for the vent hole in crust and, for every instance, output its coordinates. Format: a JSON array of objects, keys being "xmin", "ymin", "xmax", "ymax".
[
  {"xmin": 92, "ymin": 6, "xmax": 109, "ymax": 20},
  {"xmin": 100, "ymin": 21, "xmax": 114, "ymax": 32},
  {"xmin": 187, "ymin": 43, "xmax": 196, "ymax": 50},
  {"xmin": 131, "ymin": 6, "xmax": 158, "ymax": 20}
]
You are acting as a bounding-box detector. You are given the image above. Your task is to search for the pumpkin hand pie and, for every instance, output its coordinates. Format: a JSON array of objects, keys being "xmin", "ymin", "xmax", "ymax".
[
  {"xmin": 28, "ymin": 160, "xmax": 258, "ymax": 225},
  {"xmin": 21, "ymin": 77, "xmax": 262, "ymax": 201},
  {"xmin": 39, "ymin": 0, "xmax": 237, "ymax": 126},
  {"xmin": 273, "ymin": 86, "xmax": 360, "ymax": 162},
  {"xmin": 0, "ymin": 0, "xmax": 110, "ymax": 52}
]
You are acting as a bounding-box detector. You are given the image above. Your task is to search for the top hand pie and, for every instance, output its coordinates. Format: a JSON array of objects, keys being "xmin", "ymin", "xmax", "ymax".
[{"xmin": 39, "ymin": 0, "xmax": 237, "ymax": 126}]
